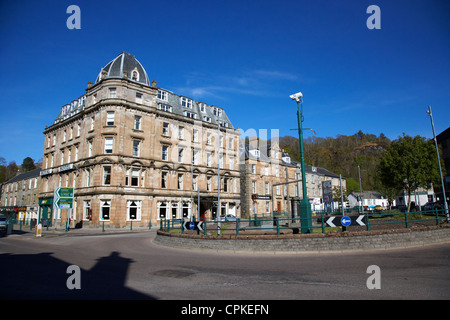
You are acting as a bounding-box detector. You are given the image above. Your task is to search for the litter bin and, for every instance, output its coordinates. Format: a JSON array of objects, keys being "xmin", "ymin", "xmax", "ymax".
[{"xmin": 41, "ymin": 218, "xmax": 49, "ymax": 228}]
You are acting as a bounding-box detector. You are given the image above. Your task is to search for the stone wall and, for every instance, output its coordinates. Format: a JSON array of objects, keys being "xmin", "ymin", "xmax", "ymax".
[{"xmin": 154, "ymin": 225, "xmax": 450, "ymax": 252}]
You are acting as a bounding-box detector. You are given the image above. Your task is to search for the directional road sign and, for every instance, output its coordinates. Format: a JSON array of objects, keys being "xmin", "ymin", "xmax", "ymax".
[
  {"xmin": 326, "ymin": 215, "xmax": 366, "ymax": 227},
  {"xmin": 341, "ymin": 216, "xmax": 351, "ymax": 227},
  {"xmin": 183, "ymin": 220, "xmax": 204, "ymax": 231},
  {"xmin": 54, "ymin": 187, "xmax": 74, "ymax": 209}
]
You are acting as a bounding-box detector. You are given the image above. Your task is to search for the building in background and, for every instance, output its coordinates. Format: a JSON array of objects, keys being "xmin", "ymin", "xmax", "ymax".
[
  {"xmin": 239, "ymin": 138, "xmax": 345, "ymax": 218},
  {"xmin": 436, "ymin": 127, "xmax": 450, "ymax": 202},
  {"xmin": 0, "ymin": 168, "xmax": 41, "ymax": 221}
]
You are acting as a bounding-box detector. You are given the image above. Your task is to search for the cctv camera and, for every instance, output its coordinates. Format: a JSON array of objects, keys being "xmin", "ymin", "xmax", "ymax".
[{"xmin": 290, "ymin": 92, "xmax": 303, "ymax": 102}]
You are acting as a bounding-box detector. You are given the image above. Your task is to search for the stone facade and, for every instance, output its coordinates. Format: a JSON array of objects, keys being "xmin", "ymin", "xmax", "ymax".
[
  {"xmin": 0, "ymin": 168, "xmax": 41, "ymax": 220},
  {"xmin": 38, "ymin": 52, "xmax": 240, "ymax": 228},
  {"xmin": 239, "ymin": 138, "xmax": 346, "ymax": 219}
]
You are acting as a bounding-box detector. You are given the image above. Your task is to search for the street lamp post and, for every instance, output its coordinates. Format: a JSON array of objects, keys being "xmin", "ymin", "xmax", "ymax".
[
  {"xmin": 290, "ymin": 92, "xmax": 313, "ymax": 233},
  {"xmin": 426, "ymin": 106, "xmax": 449, "ymax": 222}
]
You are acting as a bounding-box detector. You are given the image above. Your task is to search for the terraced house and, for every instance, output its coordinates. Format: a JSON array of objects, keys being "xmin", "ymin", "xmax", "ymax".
[{"xmin": 39, "ymin": 52, "xmax": 241, "ymax": 228}]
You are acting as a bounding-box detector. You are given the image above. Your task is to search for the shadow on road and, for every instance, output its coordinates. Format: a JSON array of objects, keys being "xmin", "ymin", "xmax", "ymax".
[{"xmin": 0, "ymin": 251, "xmax": 155, "ymax": 300}]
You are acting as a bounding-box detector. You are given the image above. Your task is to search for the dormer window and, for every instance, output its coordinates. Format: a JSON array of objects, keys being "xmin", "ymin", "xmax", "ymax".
[
  {"xmin": 157, "ymin": 90, "xmax": 168, "ymax": 101},
  {"xmin": 250, "ymin": 149, "xmax": 260, "ymax": 157},
  {"xmin": 181, "ymin": 97, "xmax": 192, "ymax": 109},
  {"xmin": 184, "ymin": 111, "xmax": 197, "ymax": 119},
  {"xmin": 131, "ymin": 68, "xmax": 139, "ymax": 81},
  {"xmin": 212, "ymin": 107, "xmax": 222, "ymax": 117}
]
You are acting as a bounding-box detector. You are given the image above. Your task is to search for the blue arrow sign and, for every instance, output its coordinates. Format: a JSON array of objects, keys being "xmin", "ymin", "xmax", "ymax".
[
  {"xmin": 341, "ymin": 216, "xmax": 351, "ymax": 227},
  {"xmin": 189, "ymin": 221, "xmax": 195, "ymax": 230}
]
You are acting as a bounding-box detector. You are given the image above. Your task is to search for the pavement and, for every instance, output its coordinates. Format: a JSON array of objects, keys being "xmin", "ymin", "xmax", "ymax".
[{"xmin": 2, "ymin": 222, "xmax": 155, "ymax": 237}]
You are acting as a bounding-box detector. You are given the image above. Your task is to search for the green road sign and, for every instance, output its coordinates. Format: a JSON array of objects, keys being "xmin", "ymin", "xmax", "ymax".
[
  {"xmin": 57, "ymin": 187, "xmax": 74, "ymax": 198},
  {"xmin": 54, "ymin": 187, "xmax": 74, "ymax": 209},
  {"xmin": 57, "ymin": 197, "xmax": 73, "ymax": 209}
]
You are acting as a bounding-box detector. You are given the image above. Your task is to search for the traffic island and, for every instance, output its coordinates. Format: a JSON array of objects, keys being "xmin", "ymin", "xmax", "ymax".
[{"xmin": 154, "ymin": 224, "xmax": 450, "ymax": 253}]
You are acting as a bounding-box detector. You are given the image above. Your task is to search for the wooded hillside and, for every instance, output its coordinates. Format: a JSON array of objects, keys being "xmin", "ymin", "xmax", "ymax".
[{"xmin": 279, "ymin": 130, "xmax": 391, "ymax": 193}]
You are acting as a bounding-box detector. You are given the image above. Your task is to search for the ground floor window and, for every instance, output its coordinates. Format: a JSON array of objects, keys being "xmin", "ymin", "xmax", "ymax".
[
  {"xmin": 101, "ymin": 200, "xmax": 111, "ymax": 220},
  {"xmin": 127, "ymin": 200, "xmax": 141, "ymax": 220},
  {"xmin": 171, "ymin": 202, "xmax": 178, "ymax": 219},
  {"xmin": 158, "ymin": 201, "xmax": 168, "ymax": 219},
  {"xmin": 182, "ymin": 201, "xmax": 191, "ymax": 218}
]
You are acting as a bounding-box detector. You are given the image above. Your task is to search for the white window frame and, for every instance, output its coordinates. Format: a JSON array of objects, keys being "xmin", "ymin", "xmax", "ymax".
[
  {"xmin": 134, "ymin": 115, "xmax": 141, "ymax": 130},
  {"xmin": 127, "ymin": 200, "xmax": 142, "ymax": 221},
  {"xmin": 109, "ymin": 87, "xmax": 116, "ymax": 99},
  {"xmin": 162, "ymin": 145, "xmax": 168, "ymax": 161},
  {"xmin": 180, "ymin": 97, "xmax": 192, "ymax": 109},
  {"xmin": 157, "ymin": 90, "xmax": 168, "ymax": 101},
  {"xmin": 132, "ymin": 140, "xmax": 140, "ymax": 157},
  {"xmin": 106, "ymin": 111, "xmax": 115, "ymax": 126},
  {"xmin": 100, "ymin": 200, "xmax": 111, "ymax": 221},
  {"xmin": 103, "ymin": 166, "xmax": 111, "ymax": 185},
  {"xmin": 104, "ymin": 137, "xmax": 113, "ymax": 154},
  {"xmin": 162, "ymin": 122, "xmax": 169, "ymax": 136}
]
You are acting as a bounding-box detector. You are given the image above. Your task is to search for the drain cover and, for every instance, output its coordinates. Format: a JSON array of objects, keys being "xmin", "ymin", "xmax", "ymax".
[{"xmin": 152, "ymin": 269, "xmax": 195, "ymax": 278}]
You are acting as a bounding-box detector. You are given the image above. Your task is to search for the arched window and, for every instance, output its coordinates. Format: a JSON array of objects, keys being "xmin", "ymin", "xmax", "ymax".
[{"xmin": 131, "ymin": 68, "xmax": 139, "ymax": 81}]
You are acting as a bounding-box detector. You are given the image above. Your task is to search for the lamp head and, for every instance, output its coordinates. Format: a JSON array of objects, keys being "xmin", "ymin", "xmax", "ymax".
[{"xmin": 290, "ymin": 92, "xmax": 303, "ymax": 102}]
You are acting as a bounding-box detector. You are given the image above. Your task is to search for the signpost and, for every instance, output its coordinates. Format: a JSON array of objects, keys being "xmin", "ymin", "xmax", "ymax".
[
  {"xmin": 53, "ymin": 187, "xmax": 74, "ymax": 230},
  {"xmin": 54, "ymin": 187, "xmax": 74, "ymax": 209},
  {"xmin": 183, "ymin": 220, "xmax": 203, "ymax": 232},
  {"xmin": 326, "ymin": 215, "xmax": 366, "ymax": 228}
]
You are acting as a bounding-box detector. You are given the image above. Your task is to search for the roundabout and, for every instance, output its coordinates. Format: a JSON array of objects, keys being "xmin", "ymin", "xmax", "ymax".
[{"xmin": 154, "ymin": 224, "xmax": 450, "ymax": 253}]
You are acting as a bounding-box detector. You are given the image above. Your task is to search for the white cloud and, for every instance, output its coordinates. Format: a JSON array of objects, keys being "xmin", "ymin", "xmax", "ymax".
[{"xmin": 176, "ymin": 69, "xmax": 302, "ymax": 101}]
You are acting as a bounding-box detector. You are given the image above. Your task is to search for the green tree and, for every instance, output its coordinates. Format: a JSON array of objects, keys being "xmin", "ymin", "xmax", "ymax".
[
  {"xmin": 345, "ymin": 177, "xmax": 361, "ymax": 196},
  {"xmin": 377, "ymin": 134, "xmax": 444, "ymax": 212},
  {"xmin": 21, "ymin": 157, "xmax": 36, "ymax": 172}
]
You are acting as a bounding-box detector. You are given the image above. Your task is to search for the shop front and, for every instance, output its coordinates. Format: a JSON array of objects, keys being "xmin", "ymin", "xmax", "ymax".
[{"xmin": 38, "ymin": 198, "xmax": 53, "ymax": 227}]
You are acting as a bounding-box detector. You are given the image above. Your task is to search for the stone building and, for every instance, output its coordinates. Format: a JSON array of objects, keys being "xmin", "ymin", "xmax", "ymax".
[
  {"xmin": 0, "ymin": 168, "xmax": 41, "ymax": 221},
  {"xmin": 239, "ymin": 139, "xmax": 346, "ymax": 218},
  {"xmin": 39, "ymin": 52, "xmax": 240, "ymax": 228}
]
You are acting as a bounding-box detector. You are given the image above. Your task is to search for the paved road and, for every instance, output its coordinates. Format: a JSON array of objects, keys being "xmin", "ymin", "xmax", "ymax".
[{"xmin": 1, "ymin": 229, "xmax": 449, "ymax": 301}]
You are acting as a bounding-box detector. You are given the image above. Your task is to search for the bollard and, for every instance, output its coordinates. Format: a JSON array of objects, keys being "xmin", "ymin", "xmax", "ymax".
[
  {"xmin": 404, "ymin": 211, "xmax": 409, "ymax": 229},
  {"xmin": 35, "ymin": 223, "xmax": 42, "ymax": 237}
]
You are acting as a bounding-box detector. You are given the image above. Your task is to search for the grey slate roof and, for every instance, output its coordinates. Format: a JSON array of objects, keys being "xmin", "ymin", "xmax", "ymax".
[
  {"xmin": 95, "ymin": 52, "xmax": 150, "ymax": 86},
  {"xmin": 156, "ymin": 88, "xmax": 234, "ymax": 129},
  {"xmin": 239, "ymin": 143, "xmax": 341, "ymax": 178},
  {"xmin": 53, "ymin": 52, "xmax": 234, "ymax": 128},
  {"xmin": 3, "ymin": 168, "xmax": 41, "ymax": 184},
  {"xmin": 349, "ymin": 191, "xmax": 385, "ymax": 199}
]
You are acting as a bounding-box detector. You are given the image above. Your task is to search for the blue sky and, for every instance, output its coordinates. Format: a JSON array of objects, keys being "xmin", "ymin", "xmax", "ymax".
[{"xmin": 1, "ymin": 0, "xmax": 449, "ymax": 164}]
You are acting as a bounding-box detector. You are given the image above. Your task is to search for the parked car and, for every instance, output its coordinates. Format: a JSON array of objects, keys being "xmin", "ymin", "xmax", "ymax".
[
  {"xmin": 432, "ymin": 200, "xmax": 449, "ymax": 210},
  {"xmin": 215, "ymin": 214, "xmax": 237, "ymax": 222},
  {"xmin": 374, "ymin": 205, "xmax": 383, "ymax": 212},
  {"xmin": 0, "ymin": 216, "xmax": 8, "ymax": 231},
  {"xmin": 422, "ymin": 201, "xmax": 434, "ymax": 211}
]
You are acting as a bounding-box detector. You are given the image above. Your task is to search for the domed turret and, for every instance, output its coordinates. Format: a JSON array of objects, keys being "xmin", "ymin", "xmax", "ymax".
[{"xmin": 95, "ymin": 52, "xmax": 149, "ymax": 86}]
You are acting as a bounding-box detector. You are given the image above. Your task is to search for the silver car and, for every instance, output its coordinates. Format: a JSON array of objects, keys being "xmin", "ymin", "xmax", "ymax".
[{"xmin": 216, "ymin": 214, "xmax": 237, "ymax": 222}]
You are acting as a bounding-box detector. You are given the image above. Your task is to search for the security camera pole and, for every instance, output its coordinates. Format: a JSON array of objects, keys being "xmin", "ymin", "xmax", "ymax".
[
  {"xmin": 290, "ymin": 92, "xmax": 313, "ymax": 233},
  {"xmin": 426, "ymin": 106, "xmax": 449, "ymax": 222}
]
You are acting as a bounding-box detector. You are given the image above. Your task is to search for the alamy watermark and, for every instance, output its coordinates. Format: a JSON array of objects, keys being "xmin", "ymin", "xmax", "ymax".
[
  {"xmin": 66, "ymin": 264, "xmax": 81, "ymax": 290},
  {"xmin": 366, "ymin": 5, "xmax": 381, "ymax": 30},
  {"xmin": 366, "ymin": 265, "xmax": 381, "ymax": 289},
  {"xmin": 66, "ymin": 5, "xmax": 81, "ymax": 30}
]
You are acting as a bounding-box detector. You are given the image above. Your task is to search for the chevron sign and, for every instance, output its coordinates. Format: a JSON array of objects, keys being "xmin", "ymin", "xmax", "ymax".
[{"xmin": 326, "ymin": 215, "xmax": 366, "ymax": 227}]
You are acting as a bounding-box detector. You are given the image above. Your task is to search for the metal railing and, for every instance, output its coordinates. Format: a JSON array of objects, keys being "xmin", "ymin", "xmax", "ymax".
[{"xmin": 159, "ymin": 209, "xmax": 448, "ymax": 236}]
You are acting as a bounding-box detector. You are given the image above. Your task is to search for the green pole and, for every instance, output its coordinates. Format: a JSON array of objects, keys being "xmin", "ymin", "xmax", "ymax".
[{"xmin": 296, "ymin": 96, "xmax": 312, "ymax": 233}]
